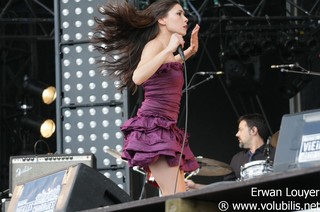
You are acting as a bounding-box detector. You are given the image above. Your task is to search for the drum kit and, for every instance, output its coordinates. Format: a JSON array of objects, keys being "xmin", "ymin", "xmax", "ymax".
[
  {"xmin": 186, "ymin": 156, "xmax": 233, "ymax": 178},
  {"xmin": 239, "ymin": 134, "xmax": 276, "ymax": 181},
  {"xmin": 239, "ymin": 160, "xmax": 273, "ymax": 181},
  {"xmin": 106, "ymin": 149, "xmax": 273, "ymax": 182}
]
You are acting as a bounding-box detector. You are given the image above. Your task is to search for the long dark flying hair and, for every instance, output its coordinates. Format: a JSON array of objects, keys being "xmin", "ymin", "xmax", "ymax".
[{"xmin": 91, "ymin": 0, "xmax": 180, "ymax": 92}]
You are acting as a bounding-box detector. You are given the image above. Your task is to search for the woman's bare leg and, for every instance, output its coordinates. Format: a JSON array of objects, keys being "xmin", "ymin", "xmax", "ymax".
[{"xmin": 149, "ymin": 156, "xmax": 186, "ymax": 196}]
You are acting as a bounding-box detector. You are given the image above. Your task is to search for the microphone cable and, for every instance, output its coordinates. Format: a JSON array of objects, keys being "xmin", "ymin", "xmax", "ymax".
[
  {"xmin": 184, "ymin": 72, "xmax": 198, "ymax": 92},
  {"xmin": 174, "ymin": 54, "xmax": 189, "ymax": 194}
]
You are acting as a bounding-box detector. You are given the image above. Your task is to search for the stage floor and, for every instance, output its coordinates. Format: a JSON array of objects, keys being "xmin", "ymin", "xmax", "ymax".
[{"xmin": 81, "ymin": 165, "xmax": 320, "ymax": 212}]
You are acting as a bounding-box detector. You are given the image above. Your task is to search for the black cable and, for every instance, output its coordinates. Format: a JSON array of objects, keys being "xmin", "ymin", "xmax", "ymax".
[
  {"xmin": 174, "ymin": 58, "xmax": 189, "ymax": 194},
  {"xmin": 178, "ymin": 73, "xmax": 214, "ymax": 127},
  {"xmin": 184, "ymin": 72, "xmax": 198, "ymax": 92},
  {"xmin": 139, "ymin": 174, "xmax": 148, "ymax": 200},
  {"xmin": 33, "ymin": 139, "xmax": 51, "ymax": 155}
]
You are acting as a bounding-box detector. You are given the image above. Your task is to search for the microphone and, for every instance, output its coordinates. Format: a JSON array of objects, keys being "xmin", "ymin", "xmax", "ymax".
[
  {"xmin": 197, "ymin": 71, "xmax": 224, "ymax": 75},
  {"xmin": 178, "ymin": 45, "xmax": 185, "ymax": 61},
  {"xmin": 270, "ymin": 64, "xmax": 296, "ymax": 69}
]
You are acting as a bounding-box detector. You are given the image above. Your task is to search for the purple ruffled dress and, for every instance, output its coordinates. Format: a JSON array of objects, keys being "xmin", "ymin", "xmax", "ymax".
[{"xmin": 121, "ymin": 62, "xmax": 199, "ymax": 173}]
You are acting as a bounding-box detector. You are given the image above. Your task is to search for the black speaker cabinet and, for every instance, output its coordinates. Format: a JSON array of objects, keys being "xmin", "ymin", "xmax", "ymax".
[
  {"xmin": 9, "ymin": 153, "xmax": 96, "ymax": 196},
  {"xmin": 8, "ymin": 163, "xmax": 133, "ymax": 212}
]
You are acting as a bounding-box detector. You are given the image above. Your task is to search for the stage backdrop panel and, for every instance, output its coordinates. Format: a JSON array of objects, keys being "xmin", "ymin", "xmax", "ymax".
[{"xmin": 54, "ymin": 0, "xmax": 130, "ymax": 193}]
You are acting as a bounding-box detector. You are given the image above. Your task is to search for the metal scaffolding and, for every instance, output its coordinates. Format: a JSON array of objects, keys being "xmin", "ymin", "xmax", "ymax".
[{"xmin": 0, "ymin": 0, "xmax": 55, "ymax": 195}]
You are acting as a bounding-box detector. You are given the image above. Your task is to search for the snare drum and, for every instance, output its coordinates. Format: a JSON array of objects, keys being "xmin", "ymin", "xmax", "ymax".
[{"xmin": 240, "ymin": 160, "xmax": 273, "ymax": 180}]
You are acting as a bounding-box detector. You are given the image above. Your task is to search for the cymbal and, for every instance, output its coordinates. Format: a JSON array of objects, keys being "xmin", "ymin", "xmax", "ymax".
[
  {"xmin": 196, "ymin": 156, "xmax": 232, "ymax": 176},
  {"xmin": 270, "ymin": 131, "xmax": 279, "ymax": 148}
]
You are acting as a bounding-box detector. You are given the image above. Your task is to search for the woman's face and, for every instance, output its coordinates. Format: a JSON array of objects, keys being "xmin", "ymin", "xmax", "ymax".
[{"xmin": 161, "ymin": 4, "xmax": 188, "ymax": 35}]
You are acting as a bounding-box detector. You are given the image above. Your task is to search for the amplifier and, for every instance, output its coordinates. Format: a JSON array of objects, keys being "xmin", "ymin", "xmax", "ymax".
[{"xmin": 9, "ymin": 153, "xmax": 96, "ymax": 196}]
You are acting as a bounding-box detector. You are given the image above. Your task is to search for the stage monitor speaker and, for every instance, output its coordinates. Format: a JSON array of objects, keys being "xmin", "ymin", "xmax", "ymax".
[
  {"xmin": 8, "ymin": 163, "xmax": 133, "ymax": 212},
  {"xmin": 273, "ymin": 108, "xmax": 320, "ymax": 172},
  {"xmin": 9, "ymin": 153, "xmax": 96, "ymax": 196}
]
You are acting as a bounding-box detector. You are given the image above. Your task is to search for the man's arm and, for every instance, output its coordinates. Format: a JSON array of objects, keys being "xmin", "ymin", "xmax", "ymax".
[{"xmin": 185, "ymin": 179, "xmax": 205, "ymax": 190}]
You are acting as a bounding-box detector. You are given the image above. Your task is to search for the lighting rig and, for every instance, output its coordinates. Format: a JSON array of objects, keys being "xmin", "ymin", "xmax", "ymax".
[{"xmin": 179, "ymin": 0, "xmax": 320, "ymax": 119}]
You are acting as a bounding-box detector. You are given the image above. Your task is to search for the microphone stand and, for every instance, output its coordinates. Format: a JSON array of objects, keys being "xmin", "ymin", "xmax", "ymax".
[
  {"xmin": 178, "ymin": 74, "xmax": 214, "ymax": 127},
  {"xmin": 264, "ymin": 136, "xmax": 271, "ymax": 164},
  {"xmin": 182, "ymin": 75, "xmax": 214, "ymax": 93},
  {"xmin": 262, "ymin": 136, "xmax": 273, "ymax": 174},
  {"xmin": 280, "ymin": 64, "xmax": 320, "ymax": 76}
]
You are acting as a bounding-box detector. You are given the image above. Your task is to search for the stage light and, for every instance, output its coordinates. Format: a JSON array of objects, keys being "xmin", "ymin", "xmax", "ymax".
[
  {"xmin": 277, "ymin": 32, "xmax": 300, "ymax": 62},
  {"xmin": 259, "ymin": 36, "xmax": 274, "ymax": 53},
  {"xmin": 280, "ymin": 74, "xmax": 310, "ymax": 99},
  {"xmin": 239, "ymin": 40, "xmax": 254, "ymax": 55},
  {"xmin": 224, "ymin": 57, "xmax": 262, "ymax": 94},
  {"xmin": 20, "ymin": 115, "xmax": 56, "ymax": 138},
  {"xmin": 224, "ymin": 59, "xmax": 246, "ymax": 83},
  {"xmin": 303, "ymin": 36, "xmax": 318, "ymax": 51},
  {"xmin": 23, "ymin": 78, "xmax": 57, "ymax": 105},
  {"xmin": 282, "ymin": 37, "xmax": 298, "ymax": 51},
  {"xmin": 228, "ymin": 32, "xmax": 256, "ymax": 56}
]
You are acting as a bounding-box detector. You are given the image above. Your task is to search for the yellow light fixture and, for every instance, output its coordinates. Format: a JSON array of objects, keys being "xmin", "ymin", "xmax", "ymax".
[
  {"xmin": 24, "ymin": 78, "xmax": 57, "ymax": 105},
  {"xmin": 21, "ymin": 116, "xmax": 56, "ymax": 138}
]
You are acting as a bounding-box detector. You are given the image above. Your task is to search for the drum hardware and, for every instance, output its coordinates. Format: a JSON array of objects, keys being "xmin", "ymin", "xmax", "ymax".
[
  {"xmin": 264, "ymin": 136, "xmax": 272, "ymax": 164},
  {"xmin": 185, "ymin": 168, "xmax": 200, "ymax": 180},
  {"xmin": 132, "ymin": 166, "xmax": 146, "ymax": 175},
  {"xmin": 196, "ymin": 156, "xmax": 232, "ymax": 176},
  {"xmin": 105, "ymin": 150, "xmax": 158, "ymax": 186},
  {"xmin": 239, "ymin": 159, "xmax": 273, "ymax": 181},
  {"xmin": 106, "ymin": 148, "xmax": 127, "ymax": 162},
  {"xmin": 264, "ymin": 136, "xmax": 271, "ymax": 156},
  {"xmin": 105, "ymin": 149, "xmax": 150, "ymax": 177},
  {"xmin": 132, "ymin": 166, "xmax": 157, "ymax": 187}
]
